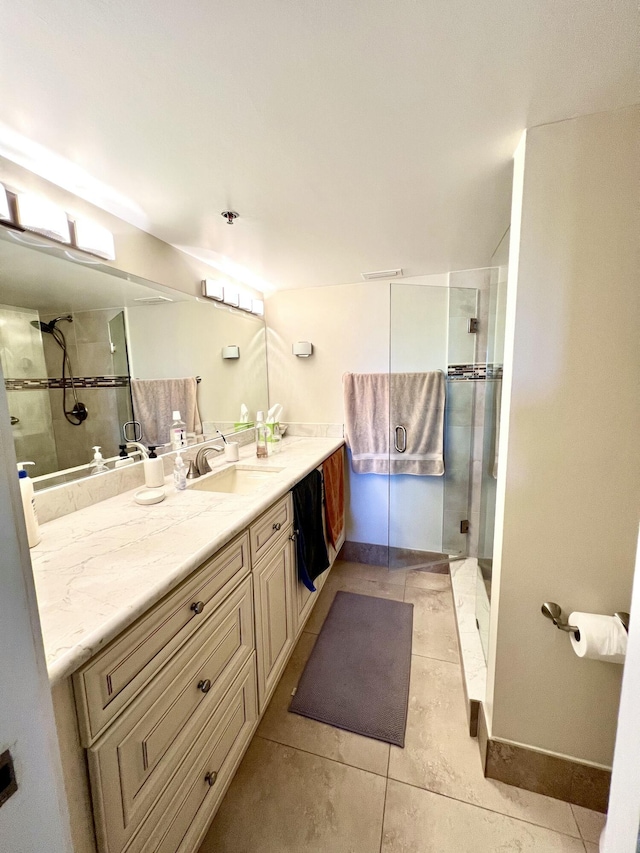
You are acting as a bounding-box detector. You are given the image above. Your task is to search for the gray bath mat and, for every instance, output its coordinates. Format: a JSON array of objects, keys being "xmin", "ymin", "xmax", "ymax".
[{"xmin": 289, "ymin": 591, "xmax": 413, "ymax": 747}]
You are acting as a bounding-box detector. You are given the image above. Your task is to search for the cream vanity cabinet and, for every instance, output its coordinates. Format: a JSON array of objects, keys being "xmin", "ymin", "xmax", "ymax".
[
  {"xmin": 70, "ymin": 480, "xmax": 338, "ymax": 853},
  {"xmin": 251, "ymin": 495, "xmax": 297, "ymax": 711}
]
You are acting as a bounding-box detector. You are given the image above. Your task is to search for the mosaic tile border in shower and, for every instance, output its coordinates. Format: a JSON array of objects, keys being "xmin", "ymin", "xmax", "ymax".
[
  {"xmin": 5, "ymin": 376, "xmax": 131, "ymax": 391},
  {"xmin": 448, "ymin": 363, "xmax": 503, "ymax": 381}
]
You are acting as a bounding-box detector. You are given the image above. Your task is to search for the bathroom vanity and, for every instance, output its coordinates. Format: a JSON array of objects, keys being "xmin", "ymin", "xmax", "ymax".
[{"xmin": 32, "ymin": 436, "xmax": 344, "ymax": 853}]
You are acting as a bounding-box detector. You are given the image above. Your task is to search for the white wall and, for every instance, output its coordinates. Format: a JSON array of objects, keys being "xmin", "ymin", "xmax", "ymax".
[
  {"xmin": 0, "ymin": 366, "xmax": 73, "ymax": 853},
  {"xmin": 126, "ymin": 301, "xmax": 268, "ymax": 424},
  {"xmin": 487, "ymin": 107, "xmax": 640, "ymax": 767},
  {"xmin": 266, "ymin": 275, "xmax": 450, "ymax": 549},
  {"xmin": 389, "ymin": 284, "xmax": 448, "ymax": 550}
]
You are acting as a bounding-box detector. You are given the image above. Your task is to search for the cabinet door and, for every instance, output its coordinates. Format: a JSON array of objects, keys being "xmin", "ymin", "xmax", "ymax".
[{"xmin": 254, "ymin": 537, "xmax": 295, "ymax": 711}]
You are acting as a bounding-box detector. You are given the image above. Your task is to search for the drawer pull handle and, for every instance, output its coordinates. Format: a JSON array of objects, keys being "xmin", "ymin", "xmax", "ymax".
[
  {"xmin": 205, "ymin": 771, "xmax": 218, "ymax": 787},
  {"xmin": 289, "ymin": 530, "xmax": 298, "ymax": 542},
  {"xmin": 190, "ymin": 601, "xmax": 205, "ymax": 615},
  {"xmin": 272, "ymin": 522, "xmax": 282, "ymax": 531},
  {"xmin": 197, "ymin": 679, "xmax": 212, "ymax": 694}
]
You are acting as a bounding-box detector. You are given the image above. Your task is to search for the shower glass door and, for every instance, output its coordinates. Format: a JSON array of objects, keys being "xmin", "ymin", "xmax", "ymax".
[{"xmin": 388, "ymin": 282, "xmax": 477, "ymax": 572}]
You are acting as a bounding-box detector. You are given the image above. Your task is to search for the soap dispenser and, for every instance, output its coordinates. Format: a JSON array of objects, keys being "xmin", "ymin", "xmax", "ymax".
[
  {"xmin": 144, "ymin": 446, "xmax": 165, "ymax": 488},
  {"xmin": 115, "ymin": 445, "xmax": 135, "ymax": 468},
  {"xmin": 173, "ymin": 451, "xmax": 187, "ymax": 490},
  {"xmin": 170, "ymin": 411, "xmax": 187, "ymax": 449},
  {"xmin": 89, "ymin": 446, "xmax": 109, "ymax": 475},
  {"xmin": 255, "ymin": 411, "xmax": 269, "ymax": 459},
  {"xmin": 17, "ymin": 462, "xmax": 40, "ymax": 548}
]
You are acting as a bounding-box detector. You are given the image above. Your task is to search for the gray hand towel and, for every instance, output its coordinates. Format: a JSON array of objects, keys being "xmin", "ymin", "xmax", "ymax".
[{"xmin": 130, "ymin": 377, "xmax": 202, "ymax": 447}]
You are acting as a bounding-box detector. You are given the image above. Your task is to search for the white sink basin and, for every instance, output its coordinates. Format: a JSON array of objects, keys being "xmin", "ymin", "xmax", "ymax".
[{"xmin": 188, "ymin": 464, "xmax": 284, "ymax": 495}]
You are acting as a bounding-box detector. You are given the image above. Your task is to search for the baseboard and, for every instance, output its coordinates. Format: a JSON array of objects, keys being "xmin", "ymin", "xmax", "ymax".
[{"xmin": 477, "ymin": 704, "xmax": 610, "ymax": 813}]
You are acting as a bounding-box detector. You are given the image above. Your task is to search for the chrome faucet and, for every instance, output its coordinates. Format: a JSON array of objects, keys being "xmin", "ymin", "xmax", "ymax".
[{"xmin": 194, "ymin": 444, "xmax": 224, "ymax": 476}]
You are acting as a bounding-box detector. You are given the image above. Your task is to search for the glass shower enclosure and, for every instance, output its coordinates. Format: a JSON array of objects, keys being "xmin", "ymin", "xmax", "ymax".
[{"xmin": 387, "ymin": 282, "xmax": 478, "ymax": 572}]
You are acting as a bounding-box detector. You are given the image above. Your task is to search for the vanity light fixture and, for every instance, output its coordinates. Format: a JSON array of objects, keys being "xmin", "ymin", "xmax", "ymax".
[
  {"xmin": 238, "ymin": 292, "xmax": 253, "ymax": 312},
  {"xmin": 16, "ymin": 191, "xmax": 71, "ymax": 243},
  {"xmin": 222, "ymin": 287, "xmax": 239, "ymax": 307},
  {"xmin": 0, "ymin": 184, "xmax": 10, "ymax": 221},
  {"xmin": 1, "ymin": 184, "xmax": 116, "ymax": 260},
  {"xmin": 292, "ymin": 341, "xmax": 314, "ymax": 358},
  {"xmin": 251, "ymin": 299, "xmax": 264, "ymax": 316},
  {"xmin": 73, "ymin": 217, "xmax": 116, "ymax": 260},
  {"xmin": 221, "ymin": 345, "xmax": 240, "ymax": 359},
  {"xmin": 202, "ymin": 278, "xmax": 224, "ymax": 301}
]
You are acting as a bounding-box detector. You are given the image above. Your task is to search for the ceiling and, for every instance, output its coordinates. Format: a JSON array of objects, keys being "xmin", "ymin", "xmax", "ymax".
[{"xmin": 0, "ymin": 1, "xmax": 637, "ymax": 290}]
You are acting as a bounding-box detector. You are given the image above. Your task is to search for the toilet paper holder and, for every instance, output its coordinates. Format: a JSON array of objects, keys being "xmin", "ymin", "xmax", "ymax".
[{"xmin": 541, "ymin": 602, "xmax": 630, "ymax": 640}]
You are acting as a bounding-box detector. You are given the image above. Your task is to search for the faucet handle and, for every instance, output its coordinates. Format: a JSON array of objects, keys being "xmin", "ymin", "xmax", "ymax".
[{"xmin": 186, "ymin": 460, "xmax": 199, "ymax": 479}]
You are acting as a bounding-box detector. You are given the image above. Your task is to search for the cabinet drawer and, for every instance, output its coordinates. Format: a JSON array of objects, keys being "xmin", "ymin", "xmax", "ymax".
[
  {"xmin": 89, "ymin": 577, "xmax": 254, "ymax": 853},
  {"xmin": 124, "ymin": 654, "xmax": 258, "ymax": 853},
  {"xmin": 75, "ymin": 532, "xmax": 250, "ymax": 744},
  {"xmin": 249, "ymin": 494, "xmax": 292, "ymax": 565}
]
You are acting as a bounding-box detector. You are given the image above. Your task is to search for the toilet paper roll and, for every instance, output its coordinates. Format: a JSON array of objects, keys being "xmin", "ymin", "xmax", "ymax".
[{"xmin": 569, "ymin": 612, "xmax": 627, "ymax": 664}]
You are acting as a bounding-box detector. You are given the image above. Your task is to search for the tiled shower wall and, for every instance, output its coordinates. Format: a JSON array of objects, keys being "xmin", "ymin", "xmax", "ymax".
[
  {"xmin": 40, "ymin": 309, "xmax": 132, "ymax": 471},
  {"xmin": 3, "ymin": 306, "xmax": 133, "ymax": 476},
  {"xmin": 1, "ymin": 305, "xmax": 59, "ymax": 476}
]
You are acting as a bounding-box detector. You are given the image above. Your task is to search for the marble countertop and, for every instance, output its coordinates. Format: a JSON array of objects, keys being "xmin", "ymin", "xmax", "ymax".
[{"xmin": 31, "ymin": 436, "xmax": 344, "ymax": 685}]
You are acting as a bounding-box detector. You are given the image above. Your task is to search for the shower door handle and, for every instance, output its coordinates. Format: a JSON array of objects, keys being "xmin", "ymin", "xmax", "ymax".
[{"xmin": 394, "ymin": 425, "xmax": 407, "ymax": 453}]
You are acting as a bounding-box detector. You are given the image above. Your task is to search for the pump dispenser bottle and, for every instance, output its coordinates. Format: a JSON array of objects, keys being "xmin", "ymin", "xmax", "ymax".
[
  {"xmin": 89, "ymin": 446, "xmax": 109, "ymax": 474},
  {"xmin": 255, "ymin": 411, "xmax": 268, "ymax": 458},
  {"xmin": 170, "ymin": 411, "xmax": 186, "ymax": 449},
  {"xmin": 17, "ymin": 462, "xmax": 40, "ymax": 547},
  {"xmin": 144, "ymin": 446, "xmax": 165, "ymax": 488},
  {"xmin": 115, "ymin": 445, "xmax": 135, "ymax": 468},
  {"xmin": 173, "ymin": 451, "xmax": 187, "ymax": 490}
]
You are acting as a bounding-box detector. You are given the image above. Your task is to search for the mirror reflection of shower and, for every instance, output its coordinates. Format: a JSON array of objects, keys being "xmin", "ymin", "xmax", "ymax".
[{"xmin": 29, "ymin": 315, "xmax": 88, "ymax": 425}]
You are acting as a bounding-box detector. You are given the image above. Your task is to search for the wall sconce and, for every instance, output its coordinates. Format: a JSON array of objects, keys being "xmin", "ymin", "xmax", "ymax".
[
  {"xmin": 202, "ymin": 278, "xmax": 224, "ymax": 301},
  {"xmin": 222, "ymin": 345, "xmax": 240, "ymax": 359},
  {"xmin": 16, "ymin": 192, "xmax": 70, "ymax": 243},
  {"xmin": 292, "ymin": 341, "xmax": 313, "ymax": 358},
  {"xmin": 73, "ymin": 217, "xmax": 115, "ymax": 260}
]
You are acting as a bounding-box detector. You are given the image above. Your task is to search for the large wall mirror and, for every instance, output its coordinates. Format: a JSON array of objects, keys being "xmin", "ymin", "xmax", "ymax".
[{"xmin": 0, "ymin": 227, "xmax": 268, "ymax": 490}]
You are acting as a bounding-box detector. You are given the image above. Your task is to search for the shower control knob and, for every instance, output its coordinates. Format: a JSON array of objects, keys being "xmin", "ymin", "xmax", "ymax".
[
  {"xmin": 197, "ymin": 679, "xmax": 211, "ymax": 694},
  {"xmin": 190, "ymin": 601, "xmax": 205, "ymax": 615}
]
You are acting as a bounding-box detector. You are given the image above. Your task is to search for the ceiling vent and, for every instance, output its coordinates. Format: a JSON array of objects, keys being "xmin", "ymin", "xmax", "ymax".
[
  {"xmin": 361, "ymin": 268, "xmax": 403, "ymax": 281},
  {"xmin": 133, "ymin": 295, "xmax": 174, "ymax": 305}
]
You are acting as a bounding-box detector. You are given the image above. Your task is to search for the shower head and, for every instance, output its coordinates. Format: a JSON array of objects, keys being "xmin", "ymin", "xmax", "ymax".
[{"xmin": 30, "ymin": 315, "xmax": 73, "ymax": 334}]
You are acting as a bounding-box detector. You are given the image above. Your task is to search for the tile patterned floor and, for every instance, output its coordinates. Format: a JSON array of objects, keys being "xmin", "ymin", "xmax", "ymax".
[{"xmin": 198, "ymin": 560, "xmax": 602, "ymax": 853}]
